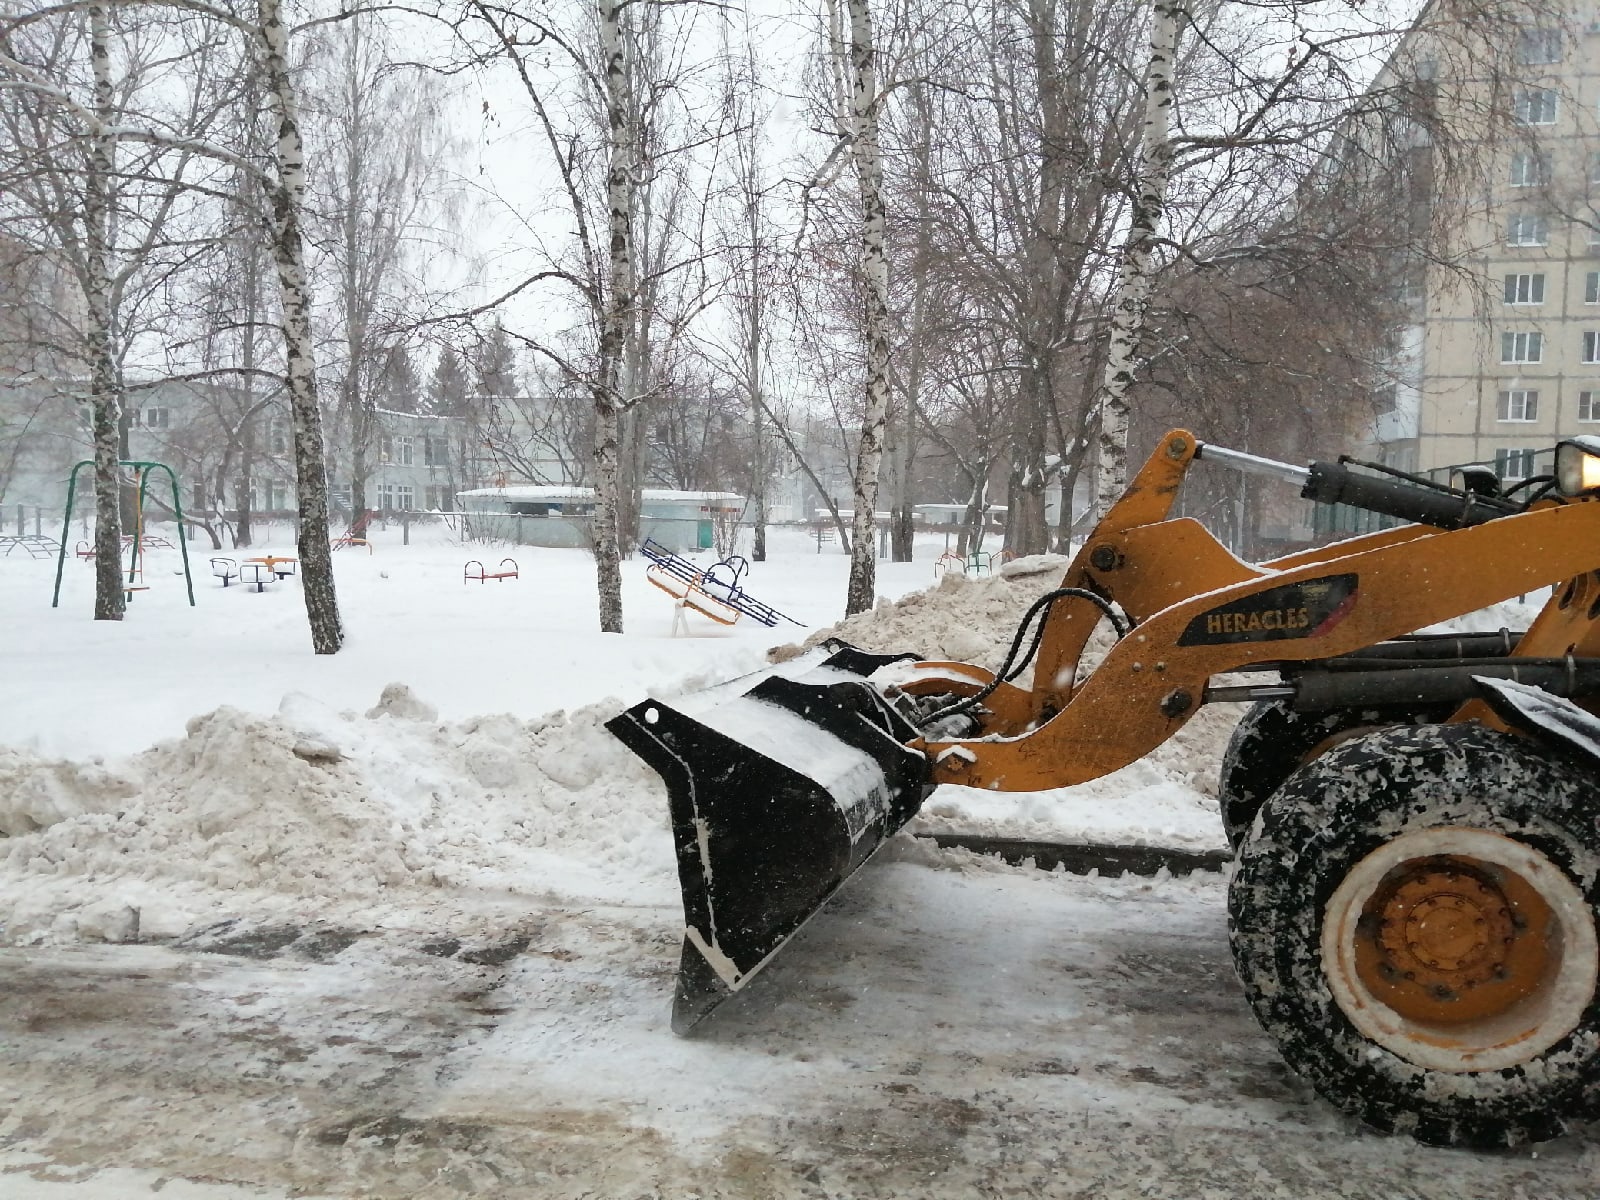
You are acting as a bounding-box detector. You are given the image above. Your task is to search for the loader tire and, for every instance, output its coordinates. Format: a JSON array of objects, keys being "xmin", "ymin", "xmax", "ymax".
[
  {"xmin": 1217, "ymin": 700, "xmax": 1454, "ymax": 850},
  {"xmin": 1229, "ymin": 722, "xmax": 1600, "ymax": 1148}
]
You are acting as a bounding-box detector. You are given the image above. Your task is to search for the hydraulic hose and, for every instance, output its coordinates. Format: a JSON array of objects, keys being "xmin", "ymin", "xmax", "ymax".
[{"xmin": 916, "ymin": 587, "xmax": 1127, "ymax": 729}]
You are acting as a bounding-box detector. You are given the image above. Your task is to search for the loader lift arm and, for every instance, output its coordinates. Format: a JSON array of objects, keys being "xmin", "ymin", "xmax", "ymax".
[{"xmin": 903, "ymin": 430, "xmax": 1600, "ymax": 792}]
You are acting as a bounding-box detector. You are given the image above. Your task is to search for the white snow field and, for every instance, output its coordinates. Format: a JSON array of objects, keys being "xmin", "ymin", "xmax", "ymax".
[{"xmin": 1, "ymin": 522, "xmax": 1593, "ymax": 1198}]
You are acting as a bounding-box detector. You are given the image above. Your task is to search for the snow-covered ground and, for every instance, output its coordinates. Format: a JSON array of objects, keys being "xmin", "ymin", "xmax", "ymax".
[{"xmin": 2, "ymin": 522, "xmax": 1593, "ymax": 1198}]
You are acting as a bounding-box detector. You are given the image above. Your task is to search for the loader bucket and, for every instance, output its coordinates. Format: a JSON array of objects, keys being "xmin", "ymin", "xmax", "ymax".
[{"xmin": 607, "ymin": 643, "xmax": 933, "ymax": 1033}]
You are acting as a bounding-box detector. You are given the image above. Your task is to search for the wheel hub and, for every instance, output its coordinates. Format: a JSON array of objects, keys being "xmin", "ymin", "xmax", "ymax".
[
  {"xmin": 1324, "ymin": 827, "xmax": 1597, "ymax": 1073},
  {"xmin": 1359, "ymin": 858, "xmax": 1545, "ymax": 1020}
]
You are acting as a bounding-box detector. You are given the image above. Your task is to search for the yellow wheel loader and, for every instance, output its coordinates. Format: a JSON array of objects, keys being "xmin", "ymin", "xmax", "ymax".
[{"xmin": 608, "ymin": 429, "xmax": 1600, "ymax": 1149}]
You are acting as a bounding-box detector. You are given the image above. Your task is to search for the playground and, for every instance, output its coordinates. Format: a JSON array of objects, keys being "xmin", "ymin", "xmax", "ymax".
[{"xmin": 2, "ymin": 520, "xmax": 948, "ymax": 758}]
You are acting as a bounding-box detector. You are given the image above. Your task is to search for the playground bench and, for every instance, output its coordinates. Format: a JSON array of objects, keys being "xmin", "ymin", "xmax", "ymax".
[
  {"xmin": 464, "ymin": 558, "xmax": 519, "ymax": 583},
  {"xmin": 244, "ymin": 555, "xmax": 297, "ymax": 579},
  {"xmin": 211, "ymin": 557, "xmax": 239, "ymax": 586},
  {"xmin": 75, "ymin": 540, "xmax": 96, "ymax": 560},
  {"xmin": 331, "ymin": 535, "xmax": 372, "ymax": 552},
  {"xmin": 239, "ymin": 562, "xmax": 272, "ymax": 592}
]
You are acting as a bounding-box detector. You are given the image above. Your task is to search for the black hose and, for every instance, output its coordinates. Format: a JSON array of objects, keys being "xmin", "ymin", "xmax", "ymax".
[{"xmin": 917, "ymin": 587, "xmax": 1128, "ymax": 729}]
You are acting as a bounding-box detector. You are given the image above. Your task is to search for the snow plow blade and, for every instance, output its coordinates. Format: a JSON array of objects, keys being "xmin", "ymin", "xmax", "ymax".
[{"xmin": 607, "ymin": 643, "xmax": 933, "ymax": 1034}]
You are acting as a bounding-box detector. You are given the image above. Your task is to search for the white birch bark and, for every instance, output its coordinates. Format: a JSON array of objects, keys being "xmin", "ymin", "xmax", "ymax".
[
  {"xmin": 591, "ymin": 0, "xmax": 632, "ymax": 634},
  {"xmin": 844, "ymin": 0, "xmax": 889, "ymax": 617},
  {"xmin": 1092, "ymin": 0, "xmax": 1183, "ymax": 517},
  {"xmin": 257, "ymin": 0, "xmax": 344, "ymax": 653},
  {"xmin": 743, "ymin": 200, "xmax": 768, "ymax": 562},
  {"xmin": 85, "ymin": 3, "xmax": 125, "ymax": 621}
]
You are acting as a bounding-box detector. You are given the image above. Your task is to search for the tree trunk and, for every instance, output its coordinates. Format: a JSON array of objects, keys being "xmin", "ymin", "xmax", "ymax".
[
  {"xmin": 235, "ymin": 456, "xmax": 254, "ymax": 548},
  {"xmin": 259, "ymin": 0, "xmax": 343, "ymax": 653},
  {"xmin": 1093, "ymin": 0, "xmax": 1182, "ymax": 517},
  {"xmin": 85, "ymin": 4, "xmax": 124, "ymax": 621},
  {"xmin": 844, "ymin": 0, "xmax": 889, "ymax": 616},
  {"xmin": 742, "ymin": 183, "xmax": 768, "ymax": 562},
  {"xmin": 590, "ymin": 0, "xmax": 633, "ymax": 633}
]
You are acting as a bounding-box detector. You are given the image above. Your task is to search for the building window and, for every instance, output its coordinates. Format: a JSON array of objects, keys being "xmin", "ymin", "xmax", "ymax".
[
  {"xmin": 1588, "ymin": 272, "xmax": 1600, "ymax": 304},
  {"xmin": 1507, "ymin": 213, "xmax": 1549, "ymax": 246},
  {"xmin": 269, "ymin": 418, "xmax": 288, "ymax": 455},
  {"xmin": 1504, "ymin": 273, "xmax": 1545, "ymax": 304},
  {"xmin": 398, "ymin": 435, "xmax": 414, "ymax": 466},
  {"xmin": 396, "ymin": 484, "xmax": 414, "ymax": 510},
  {"xmin": 1509, "ymin": 153, "xmax": 1548, "ymax": 187},
  {"xmin": 1516, "ymin": 27, "xmax": 1561, "ymax": 64},
  {"xmin": 1496, "ymin": 389, "xmax": 1539, "ymax": 421},
  {"xmin": 423, "ymin": 435, "xmax": 446, "ymax": 467},
  {"xmin": 1501, "ymin": 331, "xmax": 1544, "ymax": 363},
  {"xmin": 1580, "ymin": 391, "xmax": 1600, "ymax": 422},
  {"xmin": 1585, "ymin": 332, "xmax": 1600, "ymax": 364},
  {"xmin": 1513, "ymin": 88, "xmax": 1558, "ymax": 125},
  {"xmin": 1495, "ymin": 447, "xmax": 1538, "ymax": 479},
  {"xmin": 379, "ymin": 436, "xmax": 393, "ymax": 464},
  {"xmin": 378, "ymin": 483, "xmax": 395, "ymax": 511},
  {"xmin": 144, "ymin": 407, "xmax": 170, "ymax": 429}
]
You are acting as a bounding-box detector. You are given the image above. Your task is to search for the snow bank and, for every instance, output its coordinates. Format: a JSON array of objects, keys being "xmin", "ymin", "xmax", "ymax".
[
  {"xmin": 778, "ymin": 553, "xmax": 1075, "ymax": 671},
  {"xmin": 0, "ymin": 687, "xmax": 674, "ymax": 943}
]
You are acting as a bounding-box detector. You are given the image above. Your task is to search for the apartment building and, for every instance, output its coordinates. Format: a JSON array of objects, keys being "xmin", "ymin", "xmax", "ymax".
[{"xmin": 1376, "ymin": 14, "xmax": 1600, "ymax": 483}]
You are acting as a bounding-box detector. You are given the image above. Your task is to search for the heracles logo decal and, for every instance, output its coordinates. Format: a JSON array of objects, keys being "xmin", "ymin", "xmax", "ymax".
[{"xmin": 1178, "ymin": 573, "xmax": 1359, "ymax": 646}]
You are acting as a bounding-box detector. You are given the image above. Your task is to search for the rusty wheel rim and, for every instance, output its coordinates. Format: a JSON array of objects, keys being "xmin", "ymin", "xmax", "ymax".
[{"xmin": 1323, "ymin": 827, "xmax": 1598, "ymax": 1073}]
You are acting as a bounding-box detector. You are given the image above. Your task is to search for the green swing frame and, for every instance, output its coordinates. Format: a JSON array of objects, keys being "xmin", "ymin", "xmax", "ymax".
[{"xmin": 51, "ymin": 459, "xmax": 196, "ymax": 609}]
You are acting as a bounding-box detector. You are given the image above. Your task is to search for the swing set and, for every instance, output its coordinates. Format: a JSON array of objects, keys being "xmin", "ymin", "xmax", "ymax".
[{"xmin": 51, "ymin": 460, "xmax": 196, "ymax": 608}]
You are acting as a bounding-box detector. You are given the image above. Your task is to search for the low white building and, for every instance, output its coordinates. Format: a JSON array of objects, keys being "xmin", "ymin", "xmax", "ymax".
[{"xmin": 456, "ymin": 486, "xmax": 744, "ymax": 552}]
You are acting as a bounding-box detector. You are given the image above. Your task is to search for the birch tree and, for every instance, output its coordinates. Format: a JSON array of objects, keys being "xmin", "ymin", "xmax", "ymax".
[
  {"xmin": 0, "ymin": 4, "xmax": 230, "ymax": 618},
  {"xmin": 841, "ymin": 0, "xmax": 889, "ymax": 615},
  {"xmin": 305, "ymin": 10, "xmax": 463, "ymax": 526},
  {"xmin": 1092, "ymin": 0, "xmax": 1184, "ymax": 513},
  {"xmin": 463, "ymin": 0, "xmax": 720, "ymax": 633},
  {"xmin": 254, "ymin": 0, "xmax": 342, "ymax": 652}
]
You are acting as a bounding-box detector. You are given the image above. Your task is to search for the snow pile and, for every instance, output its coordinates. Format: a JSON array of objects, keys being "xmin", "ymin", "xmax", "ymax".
[
  {"xmin": 781, "ymin": 553, "xmax": 1074, "ymax": 671},
  {"xmin": 0, "ymin": 749, "xmax": 142, "ymax": 836},
  {"xmin": 0, "ymin": 687, "xmax": 674, "ymax": 943}
]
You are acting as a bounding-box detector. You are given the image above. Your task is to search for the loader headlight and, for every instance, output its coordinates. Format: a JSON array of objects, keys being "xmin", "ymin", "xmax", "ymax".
[{"xmin": 1555, "ymin": 437, "xmax": 1600, "ymax": 497}]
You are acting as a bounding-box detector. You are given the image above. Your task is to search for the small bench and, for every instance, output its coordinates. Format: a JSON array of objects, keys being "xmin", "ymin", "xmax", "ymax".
[
  {"xmin": 464, "ymin": 558, "xmax": 519, "ymax": 584},
  {"xmin": 76, "ymin": 540, "xmax": 96, "ymax": 561},
  {"xmin": 239, "ymin": 562, "xmax": 272, "ymax": 592},
  {"xmin": 210, "ymin": 557, "xmax": 239, "ymax": 586}
]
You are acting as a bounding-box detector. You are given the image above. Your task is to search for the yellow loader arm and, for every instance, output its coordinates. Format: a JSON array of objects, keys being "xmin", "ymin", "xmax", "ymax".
[{"xmin": 906, "ymin": 430, "xmax": 1600, "ymax": 791}]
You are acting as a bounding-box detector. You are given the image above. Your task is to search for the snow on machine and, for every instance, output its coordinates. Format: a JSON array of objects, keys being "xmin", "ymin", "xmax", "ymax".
[{"xmin": 609, "ymin": 429, "xmax": 1600, "ymax": 1148}]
